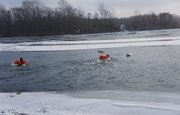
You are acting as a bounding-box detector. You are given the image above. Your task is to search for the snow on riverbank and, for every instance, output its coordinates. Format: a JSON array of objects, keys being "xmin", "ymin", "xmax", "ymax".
[
  {"xmin": 1, "ymin": 37, "xmax": 180, "ymax": 51},
  {"xmin": 0, "ymin": 91, "xmax": 180, "ymax": 115}
]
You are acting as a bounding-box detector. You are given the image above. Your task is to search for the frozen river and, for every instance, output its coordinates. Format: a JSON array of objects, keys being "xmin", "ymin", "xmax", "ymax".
[{"xmin": 1, "ymin": 29, "xmax": 180, "ymax": 115}]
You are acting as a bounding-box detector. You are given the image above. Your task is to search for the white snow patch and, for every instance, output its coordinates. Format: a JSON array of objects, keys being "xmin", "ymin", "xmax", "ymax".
[
  {"xmin": 0, "ymin": 91, "xmax": 180, "ymax": 115},
  {"xmin": 0, "ymin": 37, "xmax": 180, "ymax": 51}
]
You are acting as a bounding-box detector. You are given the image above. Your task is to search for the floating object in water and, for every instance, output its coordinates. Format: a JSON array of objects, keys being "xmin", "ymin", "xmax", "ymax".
[
  {"xmin": 98, "ymin": 50, "xmax": 104, "ymax": 53},
  {"xmin": 126, "ymin": 53, "xmax": 132, "ymax": 57}
]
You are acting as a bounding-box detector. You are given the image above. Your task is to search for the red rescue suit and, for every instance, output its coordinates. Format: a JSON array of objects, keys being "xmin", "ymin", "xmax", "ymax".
[
  {"xmin": 99, "ymin": 54, "xmax": 109, "ymax": 61},
  {"xmin": 14, "ymin": 60, "xmax": 28, "ymax": 66}
]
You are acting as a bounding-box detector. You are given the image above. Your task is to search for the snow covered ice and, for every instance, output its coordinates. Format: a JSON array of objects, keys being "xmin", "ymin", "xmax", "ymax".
[
  {"xmin": 1, "ymin": 37, "xmax": 180, "ymax": 51},
  {"xmin": 0, "ymin": 91, "xmax": 180, "ymax": 115}
]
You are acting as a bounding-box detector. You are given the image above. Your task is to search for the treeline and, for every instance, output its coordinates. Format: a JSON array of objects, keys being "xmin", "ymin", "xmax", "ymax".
[
  {"xmin": 118, "ymin": 13, "xmax": 180, "ymax": 31},
  {"xmin": 0, "ymin": 0, "xmax": 118, "ymax": 37},
  {"xmin": 0, "ymin": 0, "xmax": 180, "ymax": 37}
]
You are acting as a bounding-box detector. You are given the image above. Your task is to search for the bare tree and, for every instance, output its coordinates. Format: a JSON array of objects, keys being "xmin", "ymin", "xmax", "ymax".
[
  {"xmin": 58, "ymin": 0, "xmax": 74, "ymax": 17},
  {"xmin": 0, "ymin": 4, "xmax": 11, "ymax": 36},
  {"xmin": 98, "ymin": 3, "xmax": 112, "ymax": 19}
]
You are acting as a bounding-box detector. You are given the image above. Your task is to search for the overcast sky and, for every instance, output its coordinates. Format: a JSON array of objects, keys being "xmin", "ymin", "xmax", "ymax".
[{"xmin": 1, "ymin": 0, "xmax": 180, "ymax": 18}]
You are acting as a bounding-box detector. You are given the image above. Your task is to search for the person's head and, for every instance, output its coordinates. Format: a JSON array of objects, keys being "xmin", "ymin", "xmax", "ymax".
[{"xmin": 20, "ymin": 58, "xmax": 23, "ymax": 62}]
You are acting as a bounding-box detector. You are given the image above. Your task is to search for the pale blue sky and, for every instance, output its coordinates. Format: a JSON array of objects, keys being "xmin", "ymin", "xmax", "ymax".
[{"xmin": 0, "ymin": 0, "xmax": 180, "ymax": 18}]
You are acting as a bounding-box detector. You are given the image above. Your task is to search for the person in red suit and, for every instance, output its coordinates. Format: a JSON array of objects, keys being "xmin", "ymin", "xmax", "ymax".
[{"xmin": 13, "ymin": 58, "xmax": 28, "ymax": 66}]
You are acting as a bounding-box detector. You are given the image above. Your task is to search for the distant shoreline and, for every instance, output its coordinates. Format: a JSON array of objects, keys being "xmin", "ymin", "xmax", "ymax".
[
  {"xmin": 0, "ymin": 28, "xmax": 179, "ymax": 38},
  {"xmin": 0, "ymin": 31, "xmax": 118, "ymax": 38}
]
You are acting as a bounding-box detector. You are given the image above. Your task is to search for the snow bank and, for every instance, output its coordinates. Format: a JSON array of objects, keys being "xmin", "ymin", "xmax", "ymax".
[
  {"xmin": 0, "ymin": 91, "xmax": 180, "ymax": 115},
  {"xmin": 1, "ymin": 37, "xmax": 180, "ymax": 51},
  {"xmin": 16, "ymin": 37, "xmax": 179, "ymax": 45}
]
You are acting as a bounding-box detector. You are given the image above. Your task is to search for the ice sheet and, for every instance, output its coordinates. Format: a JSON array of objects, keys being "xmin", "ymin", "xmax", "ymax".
[
  {"xmin": 0, "ymin": 91, "xmax": 180, "ymax": 115},
  {"xmin": 0, "ymin": 37, "xmax": 180, "ymax": 51}
]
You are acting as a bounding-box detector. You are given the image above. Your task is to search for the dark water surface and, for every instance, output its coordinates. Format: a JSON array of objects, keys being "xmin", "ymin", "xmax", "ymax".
[{"xmin": 1, "ymin": 46, "xmax": 180, "ymax": 92}]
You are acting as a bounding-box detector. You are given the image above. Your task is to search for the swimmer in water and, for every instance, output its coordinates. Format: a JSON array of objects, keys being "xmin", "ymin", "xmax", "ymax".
[{"xmin": 12, "ymin": 58, "xmax": 28, "ymax": 66}]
